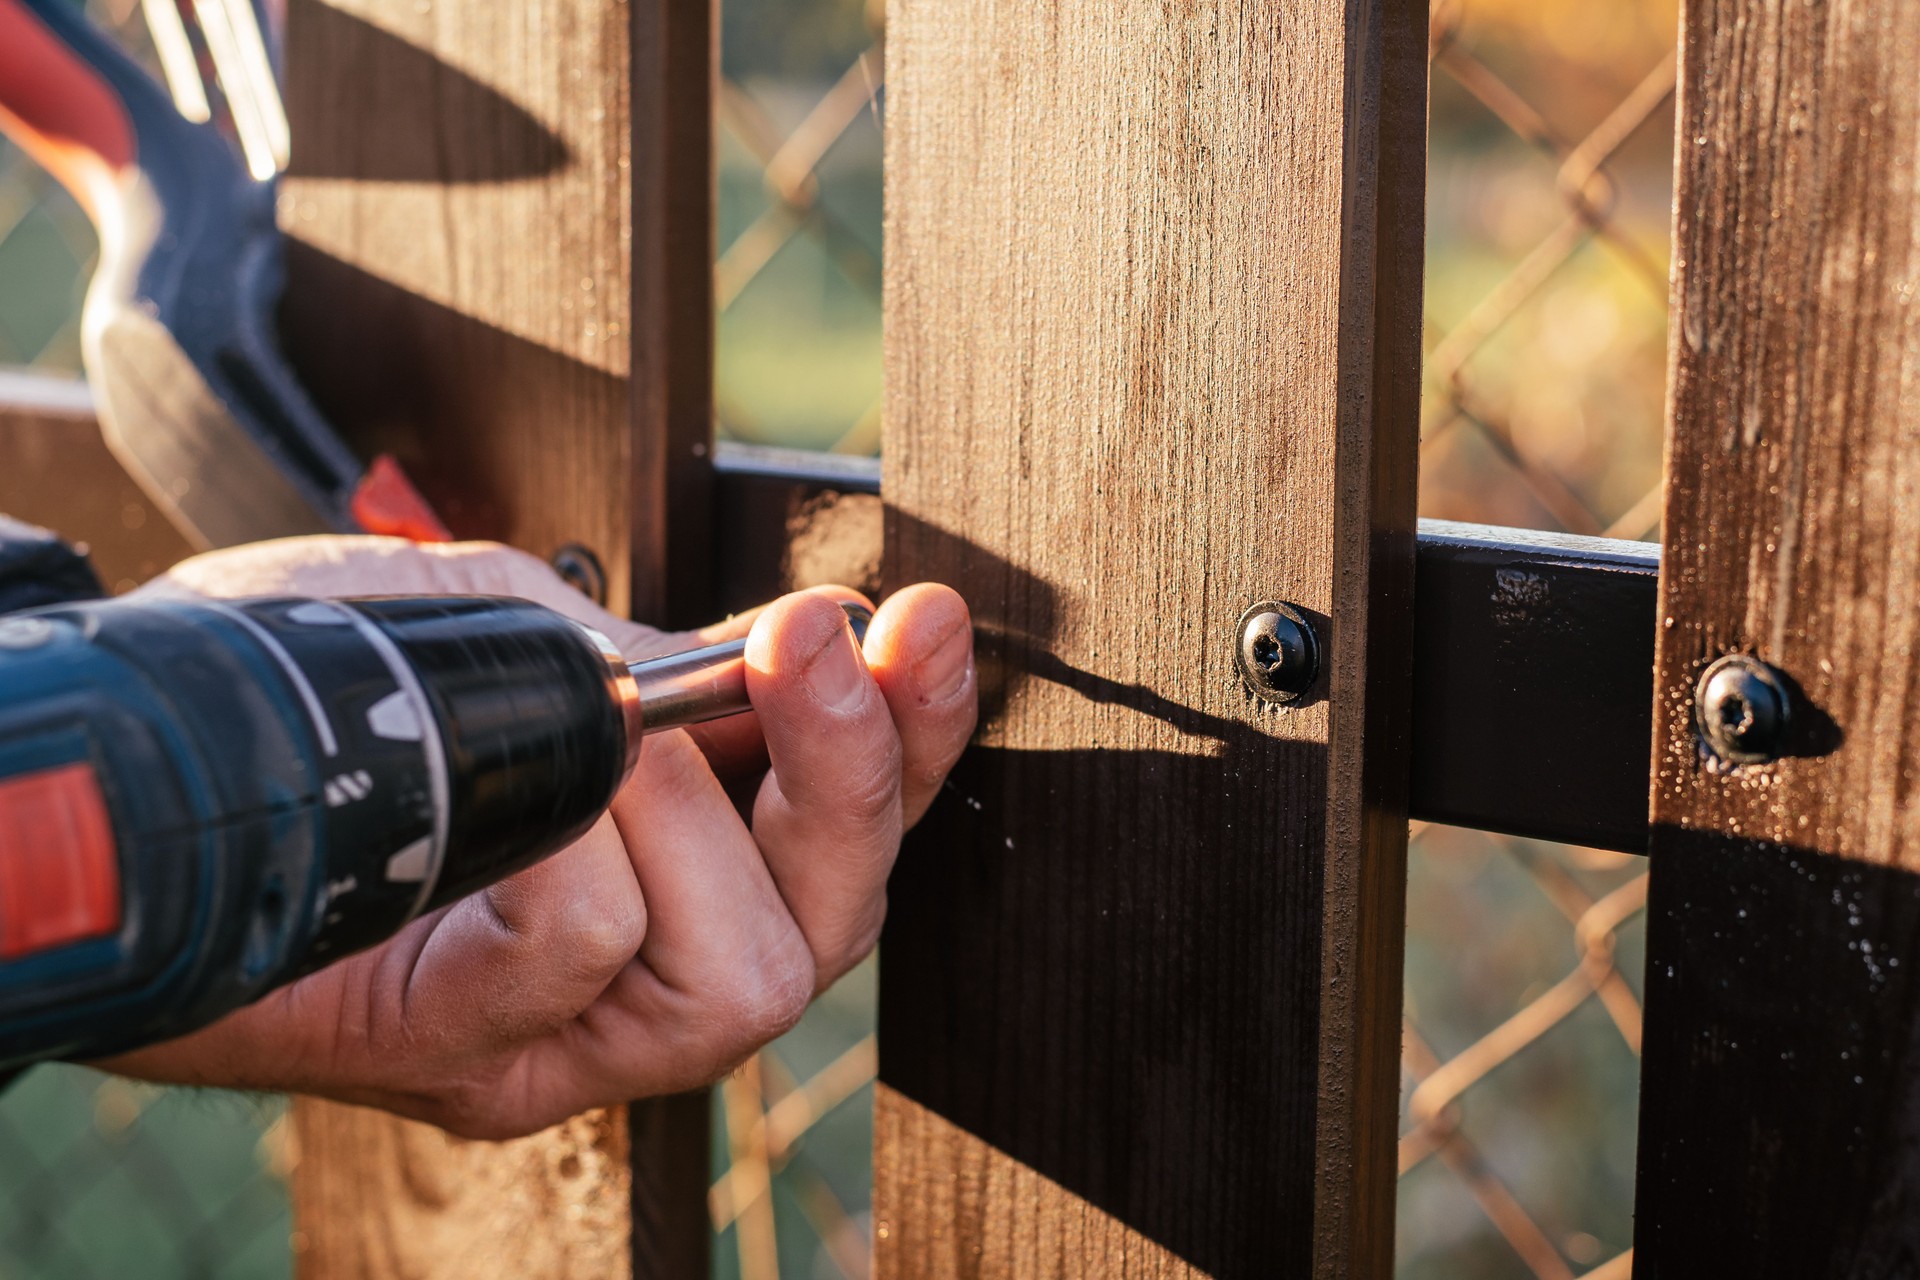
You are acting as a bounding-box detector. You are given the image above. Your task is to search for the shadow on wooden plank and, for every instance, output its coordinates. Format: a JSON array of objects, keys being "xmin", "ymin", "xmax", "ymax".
[
  {"xmin": 1636, "ymin": 827, "xmax": 1920, "ymax": 1277},
  {"xmin": 280, "ymin": 243, "xmax": 624, "ymax": 557},
  {"xmin": 286, "ymin": 0, "xmax": 569, "ymax": 183},
  {"xmin": 877, "ymin": 513, "xmax": 1330, "ymax": 1277}
]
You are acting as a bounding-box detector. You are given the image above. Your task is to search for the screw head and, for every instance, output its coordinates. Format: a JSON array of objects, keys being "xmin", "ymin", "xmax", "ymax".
[
  {"xmin": 1695, "ymin": 654, "xmax": 1791, "ymax": 766},
  {"xmin": 1235, "ymin": 601, "xmax": 1319, "ymax": 705},
  {"xmin": 550, "ymin": 543, "xmax": 608, "ymax": 606}
]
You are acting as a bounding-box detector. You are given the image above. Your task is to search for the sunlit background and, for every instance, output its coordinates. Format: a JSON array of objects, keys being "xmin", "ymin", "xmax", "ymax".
[{"xmin": 0, "ymin": 0, "xmax": 1675, "ymax": 1275}]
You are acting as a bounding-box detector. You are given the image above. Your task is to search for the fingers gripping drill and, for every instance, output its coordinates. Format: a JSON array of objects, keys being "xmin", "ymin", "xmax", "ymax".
[{"xmin": 0, "ymin": 594, "xmax": 869, "ymax": 1071}]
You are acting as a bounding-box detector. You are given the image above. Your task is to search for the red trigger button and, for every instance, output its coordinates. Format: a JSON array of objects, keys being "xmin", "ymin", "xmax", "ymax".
[{"xmin": 0, "ymin": 763, "xmax": 122, "ymax": 959}]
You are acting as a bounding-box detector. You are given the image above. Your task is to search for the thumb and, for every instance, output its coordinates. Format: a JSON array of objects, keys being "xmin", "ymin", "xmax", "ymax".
[{"xmin": 644, "ymin": 585, "xmax": 876, "ymax": 778}]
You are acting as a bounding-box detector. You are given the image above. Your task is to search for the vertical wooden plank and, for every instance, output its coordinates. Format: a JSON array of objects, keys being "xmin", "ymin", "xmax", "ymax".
[
  {"xmin": 1634, "ymin": 0, "xmax": 1920, "ymax": 1274},
  {"xmin": 276, "ymin": 0, "xmax": 631, "ymax": 606},
  {"xmin": 875, "ymin": 0, "xmax": 1426, "ymax": 1276},
  {"xmin": 276, "ymin": 0, "xmax": 713, "ymax": 1272}
]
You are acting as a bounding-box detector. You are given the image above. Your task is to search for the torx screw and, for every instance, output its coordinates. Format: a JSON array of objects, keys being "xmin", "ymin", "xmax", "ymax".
[
  {"xmin": 1695, "ymin": 654, "xmax": 1791, "ymax": 766},
  {"xmin": 1235, "ymin": 601, "xmax": 1319, "ymax": 705}
]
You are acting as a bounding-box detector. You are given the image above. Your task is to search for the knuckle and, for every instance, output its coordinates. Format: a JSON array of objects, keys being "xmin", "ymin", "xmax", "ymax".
[
  {"xmin": 564, "ymin": 894, "xmax": 647, "ymax": 980},
  {"xmin": 439, "ymin": 540, "xmax": 552, "ymax": 596},
  {"xmin": 840, "ymin": 778, "xmax": 898, "ymax": 833},
  {"xmin": 446, "ymin": 538, "xmax": 521, "ymax": 567},
  {"xmin": 718, "ymin": 937, "xmax": 816, "ymax": 1045},
  {"xmin": 836, "ymin": 739, "xmax": 904, "ymax": 829},
  {"xmin": 424, "ymin": 1057, "xmax": 556, "ymax": 1142},
  {"xmin": 475, "ymin": 886, "xmax": 543, "ymax": 958}
]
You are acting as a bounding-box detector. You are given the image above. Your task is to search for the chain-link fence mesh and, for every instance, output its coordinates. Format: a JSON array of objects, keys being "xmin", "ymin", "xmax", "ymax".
[
  {"xmin": 1395, "ymin": 6, "xmax": 1671, "ymax": 1274},
  {"xmin": 0, "ymin": 0, "xmax": 1674, "ymax": 1275},
  {"xmin": 709, "ymin": 12, "xmax": 885, "ymax": 1274},
  {"xmin": 716, "ymin": 0, "xmax": 884, "ymax": 457},
  {"xmin": 0, "ymin": 1070, "xmax": 293, "ymax": 1279}
]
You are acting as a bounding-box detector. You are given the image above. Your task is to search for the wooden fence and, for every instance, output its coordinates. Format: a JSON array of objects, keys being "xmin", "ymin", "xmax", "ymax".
[{"xmin": 2, "ymin": 0, "xmax": 1918, "ymax": 1274}]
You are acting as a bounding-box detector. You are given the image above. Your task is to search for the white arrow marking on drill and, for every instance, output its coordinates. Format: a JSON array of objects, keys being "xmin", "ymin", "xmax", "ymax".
[
  {"xmin": 367, "ymin": 691, "xmax": 425, "ymax": 742},
  {"xmin": 385, "ymin": 838, "xmax": 433, "ymax": 883},
  {"xmin": 339, "ymin": 606, "xmax": 450, "ymax": 918}
]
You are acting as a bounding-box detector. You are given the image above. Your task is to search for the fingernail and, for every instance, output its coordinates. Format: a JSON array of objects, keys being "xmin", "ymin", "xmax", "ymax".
[
  {"xmin": 808, "ymin": 620, "xmax": 867, "ymax": 711},
  {"xmin": 921, "ymin": 622, "xmax": 973, "ymax": 704}
]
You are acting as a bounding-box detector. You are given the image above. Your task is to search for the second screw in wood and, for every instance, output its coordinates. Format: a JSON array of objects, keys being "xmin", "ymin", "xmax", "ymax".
[{"xmin": 1235, "ymin": 601, "xmax": 1320, "ymax": 705}]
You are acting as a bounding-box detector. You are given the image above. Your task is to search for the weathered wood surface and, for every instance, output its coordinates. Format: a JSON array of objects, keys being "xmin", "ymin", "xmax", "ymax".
[
  {"xmin": 291, "ymin": 1107, "xmax": 632, "ymax": 1276},
  {"xmin": 875, "ymin": 0, "xmax": 1428, "ymax": 1275},
  {"xmin": 279, "ymin": 0, "xmax": 712, "ymax": 1272},
  {"xmin": 278, "ymin": 0, "xmax": 713, "ymax": 625},
  {"xmin": 0, "ymin": 377, "xmax": 190, "ymax": 590},
  {"xmin": 1634, "ymin": 0, "xmax": 1920, "ymax": 1273}
]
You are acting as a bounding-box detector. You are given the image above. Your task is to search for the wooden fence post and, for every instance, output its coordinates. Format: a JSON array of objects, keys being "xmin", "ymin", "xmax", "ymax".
[
  {"xmin": 875, "ymin": 0, "xmax": 1428, "ymax": 1275},
  {"xmin": 1634, "ymin": 0, "xmax": 1920, "ymax": 1272},
  {"xmin": 276, "ymin": 0, "xmax": 712, "ymax": 1272}
]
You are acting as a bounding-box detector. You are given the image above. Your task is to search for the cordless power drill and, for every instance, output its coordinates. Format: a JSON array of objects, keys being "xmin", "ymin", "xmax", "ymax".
[{"xmin": 0, "ymin": 592, "xmax": 865, "ymax": 1072}]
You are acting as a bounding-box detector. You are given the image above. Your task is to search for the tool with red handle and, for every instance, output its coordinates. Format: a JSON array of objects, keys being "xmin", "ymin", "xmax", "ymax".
[
  {"xmin": 0, "ymin": 591, "xmax": 869, "ymax": 1070},
  {"xmin": 0, "ymin": 0, "xmax": 448, "ymax": 547}
]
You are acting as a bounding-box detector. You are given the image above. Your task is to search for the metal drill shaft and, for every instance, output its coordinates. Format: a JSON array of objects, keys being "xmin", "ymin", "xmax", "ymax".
[{"xmin": 628, "ymin": 602, "xmax": 872, "ymax": 734}]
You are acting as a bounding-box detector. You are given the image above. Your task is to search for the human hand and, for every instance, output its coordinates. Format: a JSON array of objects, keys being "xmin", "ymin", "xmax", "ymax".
[{"xmin": 98, "ymin": 536, "xmax": 975, "ymax": 1139}]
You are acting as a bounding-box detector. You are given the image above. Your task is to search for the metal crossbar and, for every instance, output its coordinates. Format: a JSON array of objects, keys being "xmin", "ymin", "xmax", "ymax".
[{"xmin": 1420, "ymin": 0, "xmax": 1675, "ymax": 545}]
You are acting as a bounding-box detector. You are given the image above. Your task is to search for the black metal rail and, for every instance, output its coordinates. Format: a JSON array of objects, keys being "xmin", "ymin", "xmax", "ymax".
[
  {"xmin": 1410, "ymin": 520, "xmax": 1656, "ymax": 853},
  {"xmin": 714, "ymin": 446, "xmax": 1658, "ymax": 854}
]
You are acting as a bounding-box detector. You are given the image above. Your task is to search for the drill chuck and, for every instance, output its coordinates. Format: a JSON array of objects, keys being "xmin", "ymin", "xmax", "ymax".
[{"xmin": 0, "ymin": 593, "xmax": 861, "ymax": 1073}]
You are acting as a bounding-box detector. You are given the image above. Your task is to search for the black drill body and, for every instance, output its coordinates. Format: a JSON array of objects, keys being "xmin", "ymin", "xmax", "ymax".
[{"xmin": 0, "ymin": 594, "xmax": 636, "ymax": 1071}]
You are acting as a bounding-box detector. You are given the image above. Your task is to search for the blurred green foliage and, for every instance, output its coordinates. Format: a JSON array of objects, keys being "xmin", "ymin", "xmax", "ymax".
[{"xmin": 0, "ymin": 1067, "xmax": 291, "ymax": 1279}]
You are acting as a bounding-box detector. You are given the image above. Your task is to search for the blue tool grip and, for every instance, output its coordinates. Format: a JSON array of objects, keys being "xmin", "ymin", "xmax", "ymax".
[{"xmin": 0, "ymin": 595, "xmax": 630, "ymax": 1071}]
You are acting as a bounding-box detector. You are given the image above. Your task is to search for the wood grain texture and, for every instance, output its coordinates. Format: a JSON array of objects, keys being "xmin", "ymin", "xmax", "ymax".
[
  {"xmin": 291, "ymin": 1105, "xmax": 631, "ymax": 1277},
  {"xmin": 278, "ymin": 0, "xmax": 713, "ymax": 1272},
  {"xmin": 874, "ymin": 1086, "xmax": 1202, "ymax": 1278},
  {"xmin": 0, "ymin": 380, "xmax": 191, "ymax": 589},
  {"xmin": 1635, "ymin": 0, "xmax": 1920, "ymax": 1273},
  {"xmin": 279, "ymin": 0, "xmax": 707, "ymax": 623},
  {"xmin": 876, "ymin": 1, "xmax": 1426, "ymax": 1275}
]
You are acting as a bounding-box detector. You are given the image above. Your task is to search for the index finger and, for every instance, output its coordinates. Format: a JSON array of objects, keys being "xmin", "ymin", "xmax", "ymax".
[{"xmin": 743, "ymin": 591, "xmax": 903, "ymax": 985}]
